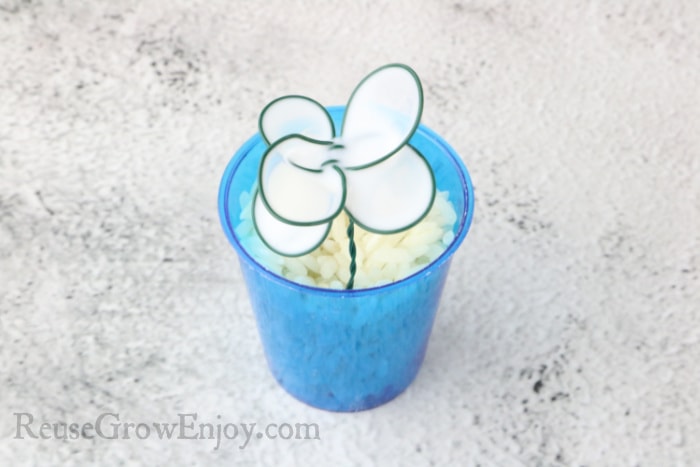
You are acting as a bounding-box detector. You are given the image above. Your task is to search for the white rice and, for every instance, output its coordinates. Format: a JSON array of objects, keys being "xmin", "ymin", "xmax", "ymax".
[{"xmin": 236, "ymin": 189, "xmax": 458, "ymax": 289}]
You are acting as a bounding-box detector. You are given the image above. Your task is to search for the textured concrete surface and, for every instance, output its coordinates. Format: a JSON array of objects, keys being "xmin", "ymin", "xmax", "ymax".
[{"xmin": 1, "ymin": 1, "xmax": 699, "ymax": 465}]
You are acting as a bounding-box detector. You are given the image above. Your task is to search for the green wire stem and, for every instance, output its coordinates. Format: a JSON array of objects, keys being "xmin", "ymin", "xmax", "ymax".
[{"xmin": 346, "ymin": 219, "xmax": 357, "ymax": 290}]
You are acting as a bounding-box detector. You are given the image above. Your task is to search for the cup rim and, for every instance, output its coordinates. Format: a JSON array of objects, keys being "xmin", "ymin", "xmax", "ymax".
[{"xmin": 218, "ymin": 106, "xmax": 475, "ymax": 296}]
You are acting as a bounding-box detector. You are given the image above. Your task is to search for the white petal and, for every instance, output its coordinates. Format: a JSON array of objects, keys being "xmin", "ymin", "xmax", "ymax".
[
  {"xmin": 259, "ymin": 96, "xmax": 334, "ymax": 144},
  {"xmin": 259, "ymin": 139, "xmax": 346, "ymax": 225},
  {"xmin": 340, "ymin": 64, "xmax": 423, "ymax": 168},
  {"xmin": 344, "ymin": 145, "xmax": 435, "ymax": 233},
  {"xmin": 253, "ymin": 193, "xmax": 330, "ymax": 256}
]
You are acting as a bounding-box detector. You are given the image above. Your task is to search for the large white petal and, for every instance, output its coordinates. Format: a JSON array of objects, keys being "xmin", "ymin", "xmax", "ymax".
[
  {"xmin": 340, "ymin": 64, "xmax": 423, "ymax": 169},
  {"xmin": 259, "ymin": 96, "xmax": 334, "ymax": 145},
  {"xmin": 259, "ymin": 138, "xmax": 346, "ymax": 225},
  {"xmin": 253, "ymin": 193, "xmax": 330, "ymax": 256},
  {"xmin": 344, "ymin": 145, "xmax": 435, "ymax": 233}
]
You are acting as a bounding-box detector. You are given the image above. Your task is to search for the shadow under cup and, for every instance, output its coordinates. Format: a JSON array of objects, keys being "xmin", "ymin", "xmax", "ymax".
[{"xmin": 218, "ymin": 107, "xmax": 474, "ymax": 412}]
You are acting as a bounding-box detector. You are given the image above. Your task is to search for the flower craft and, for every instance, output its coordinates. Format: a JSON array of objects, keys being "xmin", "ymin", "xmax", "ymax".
[{"xmin": 252, "ymin": 64, "xmax": 436, "ymax": 288}]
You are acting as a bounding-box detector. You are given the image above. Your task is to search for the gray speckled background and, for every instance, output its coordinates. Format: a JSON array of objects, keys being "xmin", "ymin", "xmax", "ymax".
[{"xmin": 1, "ymin": 1, "xmax": 698, "ymax": 465}]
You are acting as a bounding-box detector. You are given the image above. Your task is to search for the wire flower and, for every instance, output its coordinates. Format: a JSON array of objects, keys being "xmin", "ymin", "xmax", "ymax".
[{"xmin": 252, "ymin": 64, "xmax": 436, "ymax": 287}]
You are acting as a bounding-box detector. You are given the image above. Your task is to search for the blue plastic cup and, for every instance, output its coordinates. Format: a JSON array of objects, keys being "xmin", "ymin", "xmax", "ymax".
[{"xmin": 218, "ymin": 107, "xmax": 474, "ymax": 412}]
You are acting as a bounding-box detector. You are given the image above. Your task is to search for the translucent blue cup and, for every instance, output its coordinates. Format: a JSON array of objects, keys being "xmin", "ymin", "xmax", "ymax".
[{"xmin": 218, "ymin": 107, "xmax": 474, "ymax": 412}]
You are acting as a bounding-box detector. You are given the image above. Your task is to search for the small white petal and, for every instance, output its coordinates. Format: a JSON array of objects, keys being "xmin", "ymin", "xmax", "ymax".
[
  {"xmin": 253, "ymin": 193, "xmax": 330, "ymax": 256},
  {"xmin": 259, "ymin": 96, "xmax": 334, "ymax": 144},
  {"xmin": 344, "ymin": 145, "xmax": 435, "ymax": 233}
]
